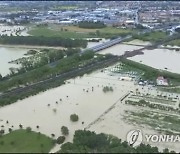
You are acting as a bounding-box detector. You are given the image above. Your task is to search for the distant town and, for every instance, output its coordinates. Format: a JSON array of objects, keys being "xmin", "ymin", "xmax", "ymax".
[{"xmin": 0, "ymin": 1, "xmax": 179, "ymax": 31}]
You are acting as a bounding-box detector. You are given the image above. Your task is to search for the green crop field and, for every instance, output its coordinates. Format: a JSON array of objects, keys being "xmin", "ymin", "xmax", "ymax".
[
  {"xmin": 28, "ymin": 27, "xmax": 90, "ymax": 38},
  {"xmin": 28, "ymin": 24, "xmax": 138, "ymax": 39}
]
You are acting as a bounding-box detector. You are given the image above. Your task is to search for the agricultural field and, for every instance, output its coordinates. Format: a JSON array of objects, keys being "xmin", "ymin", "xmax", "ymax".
[
  {"xmin": 0, "ymin": 129, "xmax": 54, "ymax": 153},
  {"xmin": 109, "ymin": 62, "xmax": 144, "ymax": 75},
  {"xmin": 28, "ymin": 26, "xmax": 90, "ymax": 38},
  {"xmin": 123, "ymin": 93, "xmax": 180, "ymax": 134},
  {"xmin": 124, "ymin": 109, "xmax": 180, "ymax": 134},
  {"xmin": 159, "ymin": 86, "xmax": 180, "ymax": 94},
  {"xmin": 28, "ymin": 24, "xmax": 138, "ymax": 39}
]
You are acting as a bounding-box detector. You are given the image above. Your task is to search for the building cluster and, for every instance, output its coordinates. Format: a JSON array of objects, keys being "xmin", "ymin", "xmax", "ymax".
[
  {"xmin": 0, "ymin": 1, "xmax": 179, "ymax": 30},
  {"xmin": 139, "ymin": 10, "xmax": 180, "ymax": 28}
]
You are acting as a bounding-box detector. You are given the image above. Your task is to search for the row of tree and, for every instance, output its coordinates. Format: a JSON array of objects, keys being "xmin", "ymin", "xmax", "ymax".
[
  {"xmin": 78, "ymin": 21, "xmax": 106, "ymax": 29},
  {"xmin": 0, "ymin": 36, "xmax": 87, "ymax": 48}
]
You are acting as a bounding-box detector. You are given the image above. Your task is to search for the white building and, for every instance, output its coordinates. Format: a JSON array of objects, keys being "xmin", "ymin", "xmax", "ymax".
[{"xmin": 156, "ymin": 76, "xmax": 168, "ymax": 86}]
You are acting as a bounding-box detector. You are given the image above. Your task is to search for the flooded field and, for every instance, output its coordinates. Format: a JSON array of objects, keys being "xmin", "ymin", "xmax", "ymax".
[
  {"xmin": 128, "ymin": 48, "xmax": 180, "ymax": 74},
  {"xmin": 0, "ymin": 70, "xmax": 134, "ymax": 152},
  {"xmin": 0, "ymin": 65, "xmax": 179, "ymax": 152},
  {"xmin": 0, "ymin": 38, "xmax": 179, "ymax": 152},
  {"xmin": 97, "ymin": 39, "xmax": 180, "ymax": 74},
  {"xmin": 0, "ymin": 47, "xmax": 29, "ymax": 76}
]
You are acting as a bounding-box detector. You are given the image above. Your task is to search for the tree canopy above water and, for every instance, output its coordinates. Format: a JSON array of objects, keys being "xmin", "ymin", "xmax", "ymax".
[{"xmin": 59, "ymin": 130, "xmax": 170, "ymax": 153}]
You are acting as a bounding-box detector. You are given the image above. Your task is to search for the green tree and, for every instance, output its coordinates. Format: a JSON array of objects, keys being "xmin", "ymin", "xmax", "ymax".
[
  {"xmin": 70, "ymin": 114, "xmax": 79, "ymax": 122},
  {"xmin": 59, "ymin": 130, "xmax": 162, "ymax": 153},
  {"xmin": 61, "ymin": 126, "xmax": 69, "ymax": 136},
  {"xmin": 56, "ymin": 136, "xmax": 65, "ymax": 144},
  {"xmin": 139, "ymin": 99, "xmax": 146, "ymax": 104},
  {"xmin": 26, "ymin": 127, "xmax": 32, "ymax": 133}
]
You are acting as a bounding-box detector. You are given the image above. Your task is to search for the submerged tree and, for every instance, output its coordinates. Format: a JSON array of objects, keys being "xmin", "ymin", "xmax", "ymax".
[
  {"xmin": 56, "ymin": 136, "xmax": 65, "ymax": 144},
  {"xmin": 61, "ymin": 126, "xmax": 69, "ymax": 136},
  {"xmin": 70, "ymin": 114, "xmax": 79, "ymax": 122}
]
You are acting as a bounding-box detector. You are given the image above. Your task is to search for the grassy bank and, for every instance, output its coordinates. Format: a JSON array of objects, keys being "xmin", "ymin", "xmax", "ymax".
[
  {"xmin": 132, "ymin": 31, "xmax": 168, "ymax": 42},
  {"xmin": 0, "ymin": 129, "xmax": 54, "ymax": 153},
  {"xmin": 166, "ymin": 39, "xmax": 180, "ymax": 47}
]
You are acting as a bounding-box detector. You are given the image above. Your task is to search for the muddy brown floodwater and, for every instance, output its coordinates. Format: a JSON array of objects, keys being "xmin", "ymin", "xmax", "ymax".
[
  {"xmin": 0, "ymin": 67, "xmax": 179, "ymax": 153},
  {"xmin": 0, "ymin": 47, "xmax": 29, "ymax": 76}
]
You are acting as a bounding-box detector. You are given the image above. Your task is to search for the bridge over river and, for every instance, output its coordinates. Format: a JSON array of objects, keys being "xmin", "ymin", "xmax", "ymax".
[
  {"xmin": 82, "ymin": 31, "xmax": 180, "ymax": 59},
  {"xmin": 81, "ymin": 35, "xmax": 132, "ymax": 53}
]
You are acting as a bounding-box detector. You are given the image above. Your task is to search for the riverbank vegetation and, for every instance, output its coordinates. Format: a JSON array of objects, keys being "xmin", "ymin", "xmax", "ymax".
[
  {"xmin": 8, "ymin": 48, "xmax": 80, "ymax": 75},
  {"xmin": 0, "ymin": 36, "xmax": 87, "ymax": 48},
  {"xmin": 59, "ymin": 130, "xmax": 172, "ymax": 153},
  {"xmin": 132, "ymin": 31, "xmax": 168, "ymax": 42},
  {"xmin": 166, "ymin": 39, "xmax": 180, "ymax": 47},
  {"xmin": 0, "ymin": 129, "xmax": 54, "ymax": 153}
]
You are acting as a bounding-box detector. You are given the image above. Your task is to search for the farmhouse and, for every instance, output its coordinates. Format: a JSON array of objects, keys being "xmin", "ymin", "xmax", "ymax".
[{"xmin": 156, "ymin": 76, "xmax": 168, "ymax": 86}]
